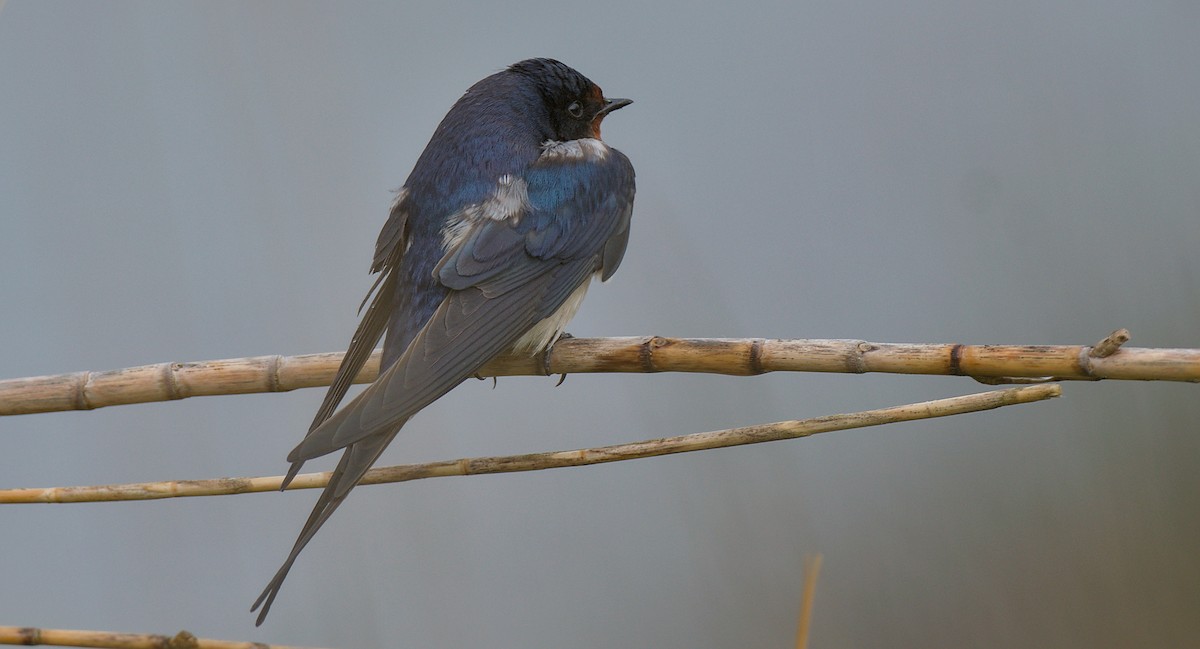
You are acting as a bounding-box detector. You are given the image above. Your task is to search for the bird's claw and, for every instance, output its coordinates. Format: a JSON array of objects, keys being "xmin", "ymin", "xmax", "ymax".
[{"xmin": 542, "ymin": 331, "xmax": 576, "ymax": 377}]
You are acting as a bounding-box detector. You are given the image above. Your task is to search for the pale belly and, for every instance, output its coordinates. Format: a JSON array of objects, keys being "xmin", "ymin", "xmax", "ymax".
[{"xmin": 510, "ymin": 274, "xmax": 595, "ymax": 353}]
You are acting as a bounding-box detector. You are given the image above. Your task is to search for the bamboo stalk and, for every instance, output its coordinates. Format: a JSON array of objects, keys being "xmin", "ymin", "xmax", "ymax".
[
  {"xmin": 0, "ymin": 332, "xmax": 1181, "ymax": 418},
  {"xmin": 0, "ymin": 384, "xmax": 1060, "ymax": 505},
  {"xmin": 0, "ymin": 626, "xmax": 325, "ymax": 649}
]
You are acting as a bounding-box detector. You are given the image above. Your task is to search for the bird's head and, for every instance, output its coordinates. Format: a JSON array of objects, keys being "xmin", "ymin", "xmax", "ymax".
[{"xmin": 509, "ymin": 58, "xmax": 632, "ymax": 142}]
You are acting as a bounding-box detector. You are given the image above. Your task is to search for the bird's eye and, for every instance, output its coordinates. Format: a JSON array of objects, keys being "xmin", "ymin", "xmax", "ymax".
[{"xmin": 566, "ymin": 101, "xmax": 584, "ymax": 118}]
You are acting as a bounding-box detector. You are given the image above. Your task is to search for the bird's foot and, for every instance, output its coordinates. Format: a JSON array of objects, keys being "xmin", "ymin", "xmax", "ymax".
[{"xmin": 543, "ymin": 332, "xmax": 575, "ymax": 380}]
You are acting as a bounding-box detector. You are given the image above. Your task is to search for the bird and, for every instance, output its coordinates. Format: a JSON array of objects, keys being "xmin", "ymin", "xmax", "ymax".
[{"xmin": 252, "ymin": 58, "xmax": 635, "ymax": 625}]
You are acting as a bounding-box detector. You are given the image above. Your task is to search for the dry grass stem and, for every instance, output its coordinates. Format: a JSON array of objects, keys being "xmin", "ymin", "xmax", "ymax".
[
  {"xmin": 0, "ymin": 384, "xmax": 1060, "ymax": 505},
  {"xmin": 0, "ymin": 332, "xmax": 1186, "ymax": 417},
  {"xmin": 0, "ymin": 626, "xmax": 326, "ymax": 649},
  {"xmin": 795, "ymin": 553, "xmax": 823, "ymax": 649}
]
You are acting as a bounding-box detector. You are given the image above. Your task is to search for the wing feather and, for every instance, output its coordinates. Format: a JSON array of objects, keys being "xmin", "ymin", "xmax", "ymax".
[
  {"xmin": 290, "ymin": 259, "xmax": 595, "ymax": 458},
  {"xmin": 279, "ymin": 196, "xmax": 409, "ymax": 489}
]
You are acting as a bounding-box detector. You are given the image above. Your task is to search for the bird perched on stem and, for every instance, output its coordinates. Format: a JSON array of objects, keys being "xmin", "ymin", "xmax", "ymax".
[{"xmin": 252, "ymin": 58, "xmax": 635, "ymax": 624}]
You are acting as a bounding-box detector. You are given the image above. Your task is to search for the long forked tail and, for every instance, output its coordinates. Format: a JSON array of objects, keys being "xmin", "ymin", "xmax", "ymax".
[{"xmin": 251, "ymin": 421, "xmax": 404, "ymax": 625}]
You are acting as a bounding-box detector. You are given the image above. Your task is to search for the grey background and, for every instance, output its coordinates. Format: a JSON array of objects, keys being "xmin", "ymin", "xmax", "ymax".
[{"xmin": 2, "ymin": 2, "xmax": 1198, "ymax": 647}]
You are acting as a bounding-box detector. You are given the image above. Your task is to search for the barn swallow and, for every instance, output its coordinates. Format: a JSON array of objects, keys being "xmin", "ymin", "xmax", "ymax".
[{"xmin": 253, "ymin": 58, "xmax": 635, "ymax": 624}]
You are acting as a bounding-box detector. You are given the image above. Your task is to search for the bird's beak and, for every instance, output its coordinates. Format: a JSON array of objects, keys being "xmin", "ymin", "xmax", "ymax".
[{"xmin": 596, "ymin": 97, "xmax": 633, "ymax": 118}]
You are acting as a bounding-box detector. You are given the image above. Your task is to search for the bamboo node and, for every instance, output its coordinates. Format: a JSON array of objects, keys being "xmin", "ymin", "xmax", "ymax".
[
  {"xmin": 638, "ymin": 337, "xmax": 660, "ymax": 373},
  {"xmin": 749, "ymin": 339, "xmax": 766, "ymax": 375},
  {"xmin": 267, "ymin": 355, "xmax": 284, "ymax": 392},
  {"xmin": 1076, "ymin": 347, "xmax": 1097, "ymax": 379},
  {"xmin": 949, "ymin": 344, "xmax": 965, "ymax": 376},
  {"xmin": 844, "ymin": 340, "xmax": 868, "ymax": 373},
  {"xmin": 16, "ymin": 627, "xmax": 39, "ymax": 645},
  {"xmin": 167, "ymin": 630, "xmax": 199, "ymax": 649},
  {"xmin": 161, "ymin": 363, "xmax": 183, "ymax": 400},
  {"xmin": 73, "ymin": 372, "xmax": 94, "ymax": 411}
]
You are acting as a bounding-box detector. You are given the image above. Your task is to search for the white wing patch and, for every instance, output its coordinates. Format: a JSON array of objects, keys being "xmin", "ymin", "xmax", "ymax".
[
  {"xmin": 440, "ymin": 212, "xmax": 473, "ymax": 251},
  {"xmin": 440, "ymin": 175, "xmax": 530, "ymax": 250},
  {"xmin": 540, "ymin": 138, "xmax": 610, "ymax": 162},
  {"xmin": 481, "ymin": 174, "xmax": 530, "ymax": 220}
]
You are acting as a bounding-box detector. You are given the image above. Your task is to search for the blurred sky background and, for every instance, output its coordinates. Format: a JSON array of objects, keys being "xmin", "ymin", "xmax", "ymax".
[{"xmin": 2, "ymin": 2, "xmax": 1198, "ymax": 647}]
